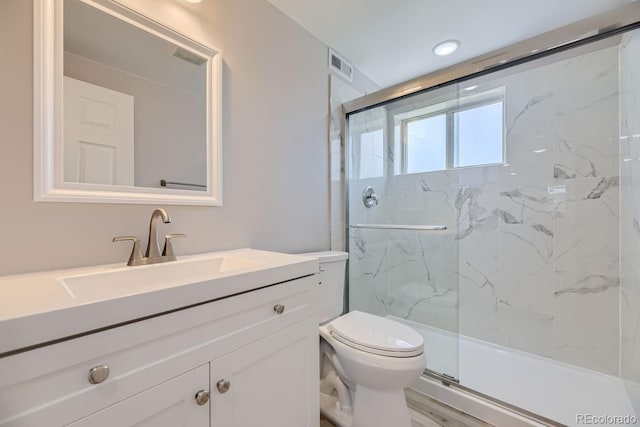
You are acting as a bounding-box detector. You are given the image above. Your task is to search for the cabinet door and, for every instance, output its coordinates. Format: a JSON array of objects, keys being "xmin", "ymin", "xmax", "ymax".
[
  {"xmin": 68, "ymin": 365, "xmax": 209, "ymax": 427},
  {"xmin": 210, "ymin": 317, "xmax": 319, "ymax": 427}
]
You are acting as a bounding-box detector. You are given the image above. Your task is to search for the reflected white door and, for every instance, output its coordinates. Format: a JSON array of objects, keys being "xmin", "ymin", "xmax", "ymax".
[{"xmin": 63, "ymin": 76, "xmax": 134, "ymax": 185}]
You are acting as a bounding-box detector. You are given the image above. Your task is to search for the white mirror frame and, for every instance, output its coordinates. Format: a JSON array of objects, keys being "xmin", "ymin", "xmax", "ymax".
[{"xmin": 33, "ymin": 0, "xmax": 223, "ymax": 206}]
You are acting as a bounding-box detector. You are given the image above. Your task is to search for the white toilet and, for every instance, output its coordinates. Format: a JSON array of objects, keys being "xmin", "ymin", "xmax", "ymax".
[{"xmin": 302, "ymin": 251, "xmax": 427, "ymax": 427}]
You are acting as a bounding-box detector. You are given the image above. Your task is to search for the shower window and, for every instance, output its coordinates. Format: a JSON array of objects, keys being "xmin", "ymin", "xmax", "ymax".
[
  {"xmin": 402, "ymin": 113, "xmax": 447, "ymax": 173},
  {"xmin": 453, "ymin": 100, "xmax": 504, "ymax": 167},
  {"xmin": 396, "ymin": 87, "xmax": 505, "ymax": 174}
]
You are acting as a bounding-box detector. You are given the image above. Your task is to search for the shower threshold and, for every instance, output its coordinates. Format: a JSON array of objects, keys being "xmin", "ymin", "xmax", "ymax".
[
  {"xmin": 391, "ymin": 316, "xmax": 637, "ymax": 427},
  {"xmin": 422, "ymin": 369, "xmax": 563, "ymax": 426}
]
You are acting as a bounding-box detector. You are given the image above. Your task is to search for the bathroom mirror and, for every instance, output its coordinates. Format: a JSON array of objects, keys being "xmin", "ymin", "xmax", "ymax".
[{"xmin": 34, "ymin": 0, "xmax": 222, "ymax": 205}]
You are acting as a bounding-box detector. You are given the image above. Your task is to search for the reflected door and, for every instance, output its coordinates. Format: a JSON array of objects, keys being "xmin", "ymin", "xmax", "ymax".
[{"xmin": 63, "ymin": 76, "xmax": 134, "ymax": 185}]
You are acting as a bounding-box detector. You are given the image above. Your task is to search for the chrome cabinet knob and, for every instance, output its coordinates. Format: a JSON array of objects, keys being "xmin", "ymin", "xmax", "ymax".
[
  {"xmin": 216, "ymin": 379, "xmax": 231, "ymax": 394},
  {"xmin": 195, "ymin": 389, "xmax": 210, "ymax": 405},
  {"xmin": 88, "ymin": 365, "xmax": 110, "ymax": 384},
  {"xmin": 273, "ymin": 304, "xmax": 285, "ymax": 315}
]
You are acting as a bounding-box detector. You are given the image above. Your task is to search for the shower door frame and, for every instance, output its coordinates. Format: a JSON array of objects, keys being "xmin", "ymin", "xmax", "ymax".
[{"xmin": 341, "ymin": 2, "xmax": 640, "ymax": 424}]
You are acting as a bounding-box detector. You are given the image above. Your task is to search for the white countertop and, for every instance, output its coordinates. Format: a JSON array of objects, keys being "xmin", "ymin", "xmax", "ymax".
[{"xmin": 0, "ymin": 249, "xmax": 318, "ymax": 355}]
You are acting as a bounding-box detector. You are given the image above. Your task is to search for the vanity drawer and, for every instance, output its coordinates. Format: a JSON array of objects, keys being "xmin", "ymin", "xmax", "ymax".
[{"xmin": 0, "ymin": 275, "xmax": 317, "ymax": 426}]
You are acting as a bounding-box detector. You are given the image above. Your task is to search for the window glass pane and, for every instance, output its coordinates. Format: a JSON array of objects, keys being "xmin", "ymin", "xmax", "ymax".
[
  {"xmin": 454, "ymin": 102, "xmax": 503, "ymax": 167},
  {"xmin": 406, "ymin": 114, "xmax": 446, "ymax": 173},
  {"xmin": 359, "ymin": 129, "xmax": 384, "ymax": 178}
]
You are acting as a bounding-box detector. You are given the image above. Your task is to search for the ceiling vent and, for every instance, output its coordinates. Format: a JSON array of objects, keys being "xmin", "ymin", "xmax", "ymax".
[{"xmin": 329, "ymin": 49, "xmax": 353, "ymax": 82}]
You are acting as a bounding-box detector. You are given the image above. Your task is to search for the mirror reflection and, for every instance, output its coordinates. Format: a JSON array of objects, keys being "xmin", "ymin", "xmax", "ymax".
[{"xmin": 63, "ymin": 0, "xmax": 207, "ymax": 190}]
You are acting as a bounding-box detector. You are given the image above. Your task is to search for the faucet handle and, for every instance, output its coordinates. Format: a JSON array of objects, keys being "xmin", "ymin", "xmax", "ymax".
[
  {"xmin": 113, "ymin": 236, "xmax": 145, "ymax": 266},
  {"xmin": 163, "ymin": 233, "xmax": 187, "ymax": 259}
]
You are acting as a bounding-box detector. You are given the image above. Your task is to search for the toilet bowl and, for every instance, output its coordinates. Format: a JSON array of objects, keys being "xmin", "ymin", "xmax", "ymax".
[{"xmin": 301, "ymin": 251, "xmax": 427, "ymax": 427}]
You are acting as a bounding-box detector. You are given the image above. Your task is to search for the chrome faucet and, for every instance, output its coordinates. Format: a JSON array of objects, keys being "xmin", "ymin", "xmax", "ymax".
[
  {"xmin": 113, "ymin": 208, "xmax": 186, "ymax": 266},
  {"xmin": 146, "ymin": 208, "xmax": 171, "ymax": 259}
]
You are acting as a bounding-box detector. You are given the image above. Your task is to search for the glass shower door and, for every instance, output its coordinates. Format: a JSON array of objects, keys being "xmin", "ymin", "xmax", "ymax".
[{"xmin": 345, "ymin": 83, "xmax": 460, "ymax": 381}]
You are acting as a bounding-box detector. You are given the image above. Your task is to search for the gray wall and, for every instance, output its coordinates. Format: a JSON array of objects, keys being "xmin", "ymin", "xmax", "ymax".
[{"xmin": 0, "ymin": 0, "xmax": 330, "ymax": 276}]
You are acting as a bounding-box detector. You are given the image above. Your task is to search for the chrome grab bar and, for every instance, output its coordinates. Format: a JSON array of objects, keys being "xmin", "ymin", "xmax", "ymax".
[{"xmin": 349, "ymin": 224, "xmax": 447, "ymax": 231}]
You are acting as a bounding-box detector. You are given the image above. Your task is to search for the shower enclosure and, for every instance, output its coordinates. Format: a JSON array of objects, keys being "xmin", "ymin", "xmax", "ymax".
[{"xmin": 339, "ymin": 7, "xmax": 640, "ymax": 425}]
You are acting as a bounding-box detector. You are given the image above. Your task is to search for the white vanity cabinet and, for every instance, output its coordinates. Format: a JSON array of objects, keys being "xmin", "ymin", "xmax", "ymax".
[
  {"xmin": 210, "ymin": 318, "xmax": 317, "ymax": 426},
  {"xmin": 0, "ymin": 274, "xmax": 319, "ymax": 427},
  {"xmin": 68, "ymin": 364, "xmax": 211, "ymax": 427}
]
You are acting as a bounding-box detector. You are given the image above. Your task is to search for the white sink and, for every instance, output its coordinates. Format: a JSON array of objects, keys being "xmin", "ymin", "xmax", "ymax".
[
  {"xmin": 59, "ymin": 254, "xmax": 268, "ymax": 300},
  {"xmin": 0, "ymin": 248, "xmax": 318, "ymax": 355}
]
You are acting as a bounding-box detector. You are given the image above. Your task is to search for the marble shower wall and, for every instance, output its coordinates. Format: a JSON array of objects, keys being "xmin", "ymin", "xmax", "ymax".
[
  {"xmin": 329, "ymin": 72, "xmax": 380, "ymax": 252},
  {"xmin": 620, "ymin": 30, "xmax": 640, "ymax": 412},
  {"xmin": 347, "ymin": 43, "xmax": 622, "ymax": 376}
]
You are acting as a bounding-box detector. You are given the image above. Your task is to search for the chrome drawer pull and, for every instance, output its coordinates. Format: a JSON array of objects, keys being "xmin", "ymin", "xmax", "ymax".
[
  {"xmin": 273, "ymin": 304, "xmax": 285, "ymax": 315},
  {"xmin": 217, "ymin": 379, "xmax": 231, "ymax": 394},
  {"xmin": 195, "ymin": 389, "xmax": 210, "ymax": 405},
  {"xmin": 88, "ymin": 365, "xmax": 110, "ymax": 384}
]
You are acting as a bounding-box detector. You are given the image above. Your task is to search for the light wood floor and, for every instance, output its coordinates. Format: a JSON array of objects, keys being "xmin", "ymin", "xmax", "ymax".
[{"xmin": 320, "ymin": 388, "xmax": 492, "ymax": 427}]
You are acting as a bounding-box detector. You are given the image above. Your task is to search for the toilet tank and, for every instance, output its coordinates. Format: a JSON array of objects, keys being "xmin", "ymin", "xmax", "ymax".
[{"xmin": 300, "ymin": 251, "xmax": 348, "ymax": 323}]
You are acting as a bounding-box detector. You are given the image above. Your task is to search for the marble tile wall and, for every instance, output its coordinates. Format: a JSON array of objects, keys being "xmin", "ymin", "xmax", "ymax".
[
  {"xmin": 346, "ymin": 44, "xmax": 623, "ymax": 376},
  {"xmin": 329, "ymin": 74, "xmax": 379, "ymax": 252},
  {"xmin": 620, "ymin": 30, "xmax": 640, "ymax": 413}
]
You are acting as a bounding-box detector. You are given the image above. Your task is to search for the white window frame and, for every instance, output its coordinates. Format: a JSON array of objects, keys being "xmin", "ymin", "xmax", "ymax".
[{"xmin": 396, "ymin": 87, "xmax": 505, "ymax": 174}]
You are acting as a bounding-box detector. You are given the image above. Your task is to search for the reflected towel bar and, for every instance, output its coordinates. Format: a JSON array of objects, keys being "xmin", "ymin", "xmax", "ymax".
[
  {"xmin": 349, "ymin": 224, "xmax": 447, "ymax": 231},
  {"xmin": 160, "ymin": 179, "xmax": 206, "ymax": 189}
]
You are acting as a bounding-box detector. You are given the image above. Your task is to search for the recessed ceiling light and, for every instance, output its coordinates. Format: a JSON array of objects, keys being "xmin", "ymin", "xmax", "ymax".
[
  {"xmin": 184, "ymin": 0, "xmax": 202, "ymax": 3},
  {"xmin": 433, "ymin": 40, "xmax": 460, "ymax": 56}
]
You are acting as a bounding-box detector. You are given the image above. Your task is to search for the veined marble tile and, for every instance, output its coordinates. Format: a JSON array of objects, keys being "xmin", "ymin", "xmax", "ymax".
[
  {"xmin": 458, "ymin": 208, "xmax": 554, "ymax": 356},
  {"xmin": 497, "ymin": 226, "xmax": 553, "ymax": 314},
  {"xmin": 504, "ymin": 64, "xmax": 555, "ymax": 144},
  {"xmin": 554, "ymin": 287, "xmax": 620, "ymax": 375},
  {"xmin": 347, "ymin": 228, "xmax": 390, "ymax": 316},
  {"xmin": 458, "ymin": 213, "xmax": 500, "ymax": 342},
  {"xmin": 553, "ymin": 177, "xmax": 620, "ymax": 295},
  {"xmin": 553, "ymin": 46, "xmax": 619, "ymax": 113},
  {"xmin": 454, "ymin": 165, "xmax": 501, "ymax": 187},
  {"xmin": 460, "ymin": 282, "xmax": 554, "ymax": 357},
  {"xmin": 553, "ymin": 176, "xmax": 620, "ymax": 375},
  {"xmin": 497, "ymin": 184, "xmax": 554, "ymax": 314},
  {"xmin": 385, "ymin": 171, "xmax": 457, "ymax": 226},
  {"xmin": 456, "ymin": 184, "xmax": 499, "ymax": 241},
  {"xmin": 384, "ymin": 230, "xmax": 458, "ymax": 331},
  {"xmin": 553, "ymin": 46, "xmax": 619, "ymax": 180}
]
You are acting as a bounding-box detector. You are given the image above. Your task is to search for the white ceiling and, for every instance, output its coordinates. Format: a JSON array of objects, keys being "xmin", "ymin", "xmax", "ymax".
[{"xmin": 267, "ymin": 0, "xmax": 628, "ymax": 88}]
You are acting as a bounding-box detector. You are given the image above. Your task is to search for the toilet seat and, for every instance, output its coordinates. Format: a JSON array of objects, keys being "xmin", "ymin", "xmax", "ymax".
[{"xmin": 327, "ymin": 311, "xmax": 424, "ymax": 358}]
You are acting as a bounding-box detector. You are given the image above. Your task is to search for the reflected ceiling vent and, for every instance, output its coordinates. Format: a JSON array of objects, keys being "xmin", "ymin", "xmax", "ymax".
[
  {"xmin": 172, "ymin": 47, "xmax": 206, "ymax": 66},
  {"xmin": 329, "ymin": 49, "xmax": 353, "ymax": 82}
]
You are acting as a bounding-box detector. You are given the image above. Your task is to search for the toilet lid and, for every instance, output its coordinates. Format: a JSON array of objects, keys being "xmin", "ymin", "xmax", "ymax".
[{"xmin": 328, "ymin": 311, "xmax": 424, "ymax": 357}]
